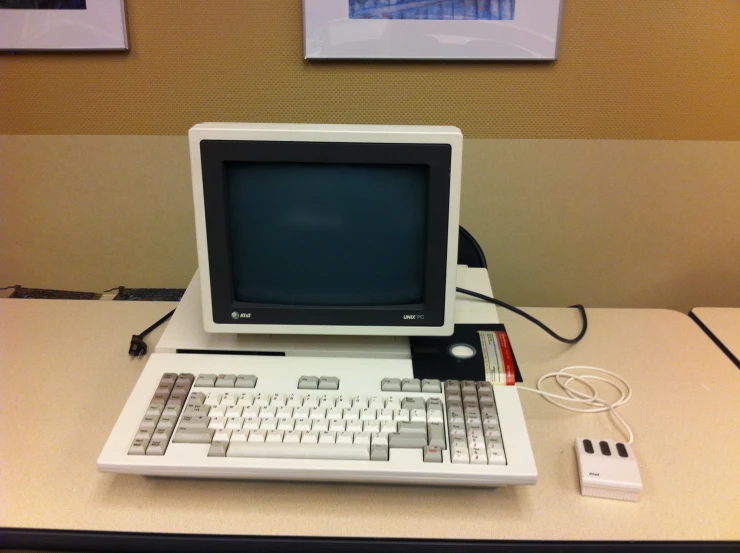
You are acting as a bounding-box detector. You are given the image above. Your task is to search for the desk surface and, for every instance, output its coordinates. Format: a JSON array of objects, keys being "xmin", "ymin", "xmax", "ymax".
[
  {"xmin": 690, "ymin": 308, "xmax": 740, "ymax": 369},
  {"xmin": 1, "ymin": 298, "xmax": 739, "ymax": 548}
]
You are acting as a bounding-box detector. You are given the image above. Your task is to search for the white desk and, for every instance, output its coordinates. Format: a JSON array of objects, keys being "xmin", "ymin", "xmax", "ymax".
[
  {"xmin": 690, "ymin": 308, "xmax": 740, "ymax": 369},
  {"xmin": 1, "ymin": 298, "xmax": 739, "ymax": 550}
]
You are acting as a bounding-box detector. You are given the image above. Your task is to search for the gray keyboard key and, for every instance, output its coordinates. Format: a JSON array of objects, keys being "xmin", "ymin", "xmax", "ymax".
[
  {"xmin": 146, "ymin": 439, "xmax": 167, "ymax": 455},
  {"xmin": 139, "ymin": 415, "xmax": 159, "ymax": 430},
  {"xmin": 152, "ymin": 427, "xmax": 173, "ymax": 442},
  {"xmin": 421, "ymin": 379, "xmax": 441, "ymax": 393},
  {"xmin": 381, "ymin": 378, "xmax": 401, "ymax": 392},
  {"xmin": 183, "ymin": 405, "xmax": 209, "ymax": 416},
  {"xmin": 235, "ymin": 374, "xmax": 258, "ymax": 388},
  {"xmin": 194, "ymin": 374, "xmax": 217, "ymax": 387},
  {"xmin": 128, "ymin": 438, "xmax": 149, "ymax": 455},
  {"xmin": 160, "ymin": 373, "xmax": 178, "ymax": 386},
  {"xmin": 172, "ymin": 428, "xmax": 215, "ymax": 443},
  {"xmin": 427, "ymin": 422, "xmax": 446, "ymax": 448},
  {"xmin": 188, "ymin": 391, "xmax": 206, "ymax": 405},
  {"xmin": 398, "ymin": 421, "xmax": 427, "ymax": 435},
  {"xmin": 401, "ymin": 397, "xmax": 425, "ymax": 411},
  {"xmin": 423, "ymin": 446, "xmax": 443, "ymax": 463},
  {"xmin": 370, "ymin": 444, "xmax": 389, "ymax": 461},
  {"xmin": 318, "ymin": 376, "xmax": 339, "ymax": 390},
  {"xmin": 150, "ymin": 392, "xmax": 170, "ymax": 405},
  {"xmin": 401, "ymin": 378, "xmax": 421, "ymax": 392},
  {"xmin": 426, "ymin": 397, "xmax": 443, "ymax": 409},
  {"xmin": 298, "ymin": 376, "xmax": 319, "ymax": 389},
  {"xmin": 178, "ymin": 415, "xmax": 209, "ymax": 429},
  {"xmin": 208, "ymin": 443, "xmax": 228, "ymax": 457},
  {"xmin": 156, "ymin": 415, "xmax": 178, "ymax": 430},
  {"xmin": 389, "ymin": 434, "xmax": 427, "ymax": 449},
  {"xmin": 215, "ymin": 374, "xmax": 237, "ymax": 387}
]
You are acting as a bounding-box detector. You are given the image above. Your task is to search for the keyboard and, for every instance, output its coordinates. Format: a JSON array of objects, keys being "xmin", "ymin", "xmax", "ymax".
[{"xmin": 98, "ymin": 353, "xmax": 537, "ymax": 487}]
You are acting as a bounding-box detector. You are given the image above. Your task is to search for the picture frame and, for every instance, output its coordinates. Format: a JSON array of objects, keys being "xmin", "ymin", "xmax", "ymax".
[
  {"xmin": 0, "ymin": 0, "xmax": 128, "ymax": 52},
  {"xmin": 304, "ymin": 0, "xmax": 562, "ymax": 60}
]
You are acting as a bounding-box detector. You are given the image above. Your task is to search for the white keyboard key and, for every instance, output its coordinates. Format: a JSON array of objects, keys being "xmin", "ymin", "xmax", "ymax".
[
  {"xmin": 293, "ymin": 406, "xmax": 311, "ymax": 419},
  {"xmin": 319, "ymin": 432, "xmax": 336, "ymax": 444},
  {"xmin": 283, "ymin": 430, "xmax": 302, "ymax": 443},
  {"xmin": 312, "ymin": 419, "xmax": 329, "ymax": 433},
  {"xmin": 352, "ymin": 395, "xmax": 368, "ymax": 409},
  {"xmin": 276, "ymin": 406, "xmax": 293, "ymax": 420},
  {"xmin": 228, "ymin": 442, "xmax": 370, "ymax": 461},
  {"xmin": 204, "ymin": 392, "xmax": 221, "ymax": 407},
  {"xmin": 248, "ymin": 430, "xmax": 266, "ymax": 442},
  {"xmin": 231, "ymin": 429, "xmax": 249, "ymax": 442},
  {"xmin": 354, "ymin": 432, "xmax": 371, "ymax": 446},
  {"xmin": 329, "ymin": 419, "xmax": 346, "ymax": 433},
  {"xmin": 470, "ymin": 448, "xmax": 488, "ymax": 465},
  {"xmin": 385, "ymin": 397, "xmax": 401, "ymax": 411},
  {"xmin": 221, "ymin": 392, "xmax": 238, "ymax": 406},
  {"xmin": 253, "ymin": 393, "xmax": 270, "ymax": 407},
  {"xmin": 361, "ymin": 409, "xmax": 376, "ymax": 421},
  {"xmin": 301, "ymin": 431, "xmax": 319, "ymax": 444},
  {"xmin": 336, "ymin": 431, "xmax": 354, "ymax": 444},
  {"xmin": 243, "ymin": 405, "xmax": 260, "ymax": 419},
  {"xmin": 225, "ymin": 417, "xmax": 244, "ymax": 430},
  {"xmin": 209, "ymin": 404, "xmax": 227, "ymax": 418},
  {"xmin": 426, "ymin": 408, "xmax": 444, "ymax": 424},
  {"xmin": 335, "ymin": 395, "xmax": 352, "ymax": 409},
  {"xmin": 326, "ymin": 407, "xmax": 344, "ymax": 420},
  {"xmin": 377, "ymin": 408, "xmax": 394, "ymax": 421},
  {"xmin": 363, "ymin": 420, "xmax": 380, "ymax": 433},
  {"xmin": 260, "ymin": 418, "xmax": 278, "ymax": 431},
  {"xmin": 319, "ymin": 394, "xmax": 335, "ymax": 409},
  {"xmin": 277, "ymin": 418, "xmax": 295, "ymax": 431},
  {"xmin": 225, "ymin": 406, "xmax": 243, "ymax": 418},
  {"xmin": 368, "ymin": 396, "xmax": 385, "ymax": 410},
  {"xmin": 310, "ymin": 407, "xmax": 326, "ymax": 420},
  {"xmin": 410, "ymin": 409, "xmax": 427, "ymax": 423},
  {"xmin": 213, "ymin": 429, "xmax": 232, "ymax": 443},
  {"xmin": 303, "ymin": 394, "xmax": 320, "ymax": 408},
  {"xmin": 451, "ymin": 447, "xmax": 470, "ymax": 464},
  {"xmin": 468, "ymin": 439, "xmax": 486, "ymax": 450},
  {"xmin": 259, "ymin": 407, "xmax": 277, "ymax": 419},
  {"xmin": 394, "ymin": 409, "xmax": 410, "ymax": 423},
  {"xmin": 484, "ymin": 428, "xmax": 502, "ymax": 439},
  {"xmin": 266, "ymin": 430, "xmax": 284, "ymax": 443},
  {"xmin": 487, "ymin": 448, "xmax": 506, "ymax": 465},
  {"xmin": 286, "ymin": 393, "xmax": 303, "ymax": 407},
  {"xmin": 209, "ymin": 417, "xmax": 227, "ymax": 430},
  {"xmin": 270, "ymin": 393, "xmax": 286, "ymax": 407},
  {"xmin": 344, "ymin": 408, "xmax": 360, "ymax": 421},
  {"xmin": 371, "ymin": 432, "xmax": 388, "ymax": 446},
  {"xmin": 380, "ymin": 420, "xmax": 397, "ymax": 434},
  {"xmin": 346, "ymin": 419, "xmax": 363, "ymax": 433},
  {"xmin": 294, "ymin": 418, "xmax": 312, "ymax": 432},
  {"xmin": 236, "ymin": 393, "xmax": 254, "ymax": 407},
  {"xmin": 243, "ymin": 417, "xmax": 260, "ymax": 430}
]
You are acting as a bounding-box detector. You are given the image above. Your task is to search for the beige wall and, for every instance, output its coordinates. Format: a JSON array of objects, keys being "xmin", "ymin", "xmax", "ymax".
[
  {"xmin": 1, "ymin": 1, "xmax": 739, "ymax": 310},
  {"xmin": 1, "ymin": 135, "xmax": 738, "ymax": 312}
]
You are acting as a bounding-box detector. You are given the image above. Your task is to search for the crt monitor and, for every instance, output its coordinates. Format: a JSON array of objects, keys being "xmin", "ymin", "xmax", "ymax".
[{"xmin": 189, "ymin": 123, "xmax": 462, "ymax": 336}]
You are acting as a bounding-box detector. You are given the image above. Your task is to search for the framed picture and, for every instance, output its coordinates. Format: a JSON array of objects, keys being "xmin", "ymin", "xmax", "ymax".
[
  {"xmin": 0, "ymin": 0, "xmax": 128, "ymax": 51},
  {"xmin": 304, "ymin": 0, "xmax": 562, "ymax": 60}
]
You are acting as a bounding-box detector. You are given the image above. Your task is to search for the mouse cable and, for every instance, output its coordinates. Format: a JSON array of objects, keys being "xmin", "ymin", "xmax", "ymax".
[
  {"xmin": 128, "ymin": 308, "xmax": 176, "ymax": 357},
  {"xmin": 517, "ymin": 365, "xmax": 634, "ymax": 444},
  {"xmin": 456, "ymin": 287, "xmax": 588, "ymax": 344}
]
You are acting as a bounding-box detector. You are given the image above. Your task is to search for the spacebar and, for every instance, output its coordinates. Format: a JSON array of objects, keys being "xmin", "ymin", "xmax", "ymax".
[{"xmin": 227, "ymin": 442, "xmax": 370, "ymax": 460}]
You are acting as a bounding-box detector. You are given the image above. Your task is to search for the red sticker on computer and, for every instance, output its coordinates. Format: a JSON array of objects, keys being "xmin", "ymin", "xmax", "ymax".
[{"xmin": 479, "ymin": 330, "xmax": 516, "ymax": 385}]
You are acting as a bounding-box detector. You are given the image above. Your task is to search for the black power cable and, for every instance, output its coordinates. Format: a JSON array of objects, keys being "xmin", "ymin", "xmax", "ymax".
[
  {"xmin": 456, "ymin": 287, "xmax": 588, "ymax": 344},
  {"xmin": 129, "ymin": 309, "xmax": 176, "ymax": 357}
]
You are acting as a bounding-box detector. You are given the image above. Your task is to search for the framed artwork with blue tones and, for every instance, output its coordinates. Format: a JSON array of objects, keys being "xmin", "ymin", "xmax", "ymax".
[
  {"xmin": 304, "ymin": 0, "xmax": 562, "ymax": 60},
  {"xmin": 0, "ymin": 0, "xmax": 128, "ymax": 51}
]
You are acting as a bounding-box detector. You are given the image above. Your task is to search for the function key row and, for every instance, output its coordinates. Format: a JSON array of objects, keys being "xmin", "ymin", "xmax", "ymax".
[
  {"xmin": 195, "ymin": 374, "xmax": 257, "ymax": 388},
  {"xmin": 381, "ymin": 378, "xmax": 441, "ymax": 393}
]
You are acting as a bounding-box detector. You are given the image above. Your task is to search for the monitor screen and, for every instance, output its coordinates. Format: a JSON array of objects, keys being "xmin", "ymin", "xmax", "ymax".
[
  {"xmin": 226, "ymin": 161, "xmax": 428, "ymax": 307},
  {"xmin": 190, "ymin": 123, "xmax": 462, "ymax": 336}
]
